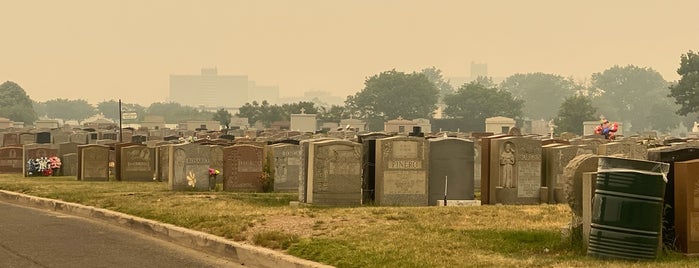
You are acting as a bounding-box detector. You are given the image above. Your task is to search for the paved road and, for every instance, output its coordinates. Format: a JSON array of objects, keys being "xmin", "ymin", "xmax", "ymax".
[{"xmin": 0, "ymin": 201, "xmax": 243, "ymax": 268}]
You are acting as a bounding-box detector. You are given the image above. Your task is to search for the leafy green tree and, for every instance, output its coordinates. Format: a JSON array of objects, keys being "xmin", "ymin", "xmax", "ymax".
[
  {"xmin": 472, "ymin": 76, "xmax": 496, "ymax": 88},
  {"xmin": 500, "ymin": 73, "xmax": 576, "ymax": 120},
  {"xmin": 554, "ymin": 95, "xmax": 597, "ymax": 135},
  {"xmin": 42, "ymin": 98, "xmax": 96, "ymax": 121},
  {"xmin": 669, "ymin": 50, "xmax": 699, "ymax": 116},
  {"xmin": 33, "ymin": 101, "xmax": 47, "ymax": 118},
  {"xmin": 591, "ymin": 65, "xmax": 668, "ymax": 132},
  {"xmin": 146, "ymin": 102, "xmax": 212, "ymax": 123},
  {"xmin": 96, "ymin": 100, "xmax": 146, "ymax": 122},
  {"xmin": 443, "ymin": 81, "xmax": 523, "ymax": 131},
  {"xmin": 318, "ymin": 104, "xmax": 347, "ymax": 122},
  {"xmin": 213, "ymin": 108, "xmax": 232, "ymax": 129},
  {"xmin": 346, "ymin": 70, "xmax": 439, "ymax": 130},
  {"xmin": 0, "ymin": 81, "xmax": 37, "ymax": 125},
  {"xmin": 646, "ymin": 100, "xmax": 682, "ymax": 133},
  {"xmin": 236, "ymin": 100, "xmax": 284, "ymax": 127},
  {"xmin": 420, "ymin": 67, "xmax": 454, "ymax": 102}
]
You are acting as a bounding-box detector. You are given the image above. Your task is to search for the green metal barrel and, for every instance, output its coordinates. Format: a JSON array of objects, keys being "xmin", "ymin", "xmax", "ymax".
[{"xmin": 587, "ymin": 157, "xmax": 669, "ymax": 260}]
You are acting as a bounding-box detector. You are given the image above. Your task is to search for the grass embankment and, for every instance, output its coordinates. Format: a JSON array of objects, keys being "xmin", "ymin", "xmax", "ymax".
[{"xmin": 0, "ymin": 174, "xmax": 696, "ymax": 268}]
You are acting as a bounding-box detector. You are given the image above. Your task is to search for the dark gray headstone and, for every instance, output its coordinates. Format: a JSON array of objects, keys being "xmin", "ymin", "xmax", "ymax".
[
  {"xmin": 36, "ymin": 132, "xmax": 51, "ymax": 144},
  {"xmin": 429, "ymin": 137, "xmax": 475, "ymax": 206},
  {"xmin": 270, "ymin": 143, "xmax": 301, "ymax": 193},
  {"xmin": 61, "ymin": 153, "xmax": 78, "ymax": 176}
]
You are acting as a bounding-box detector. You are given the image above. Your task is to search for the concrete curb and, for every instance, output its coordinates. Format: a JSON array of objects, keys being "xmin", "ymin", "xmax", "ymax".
[{"xmin": 0, "ymin": 190, "xmax": 333, "ymax": 268}]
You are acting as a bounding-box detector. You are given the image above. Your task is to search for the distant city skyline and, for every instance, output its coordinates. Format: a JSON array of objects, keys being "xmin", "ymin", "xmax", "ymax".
[{"xmin": 1, "ymin": 1, "xmax": 697, "ymax": 106}]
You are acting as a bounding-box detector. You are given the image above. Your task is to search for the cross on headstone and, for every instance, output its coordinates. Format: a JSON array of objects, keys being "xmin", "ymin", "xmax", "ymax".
[{"xmin": 300, "ymin": 108, "xmax": 306, "ymax": 114}]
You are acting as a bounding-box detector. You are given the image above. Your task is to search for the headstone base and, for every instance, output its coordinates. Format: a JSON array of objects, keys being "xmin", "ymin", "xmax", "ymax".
[
  {"xmin": 496, "ymin": 187, "xmax": 518, "ymax": 204},
  {"xmin": 436, "ymin": 200, "xmax": 481, "ymax": 206},
  {"xmin": 540, "ymin": 187, "xmax": 549, "ymax": 203}
]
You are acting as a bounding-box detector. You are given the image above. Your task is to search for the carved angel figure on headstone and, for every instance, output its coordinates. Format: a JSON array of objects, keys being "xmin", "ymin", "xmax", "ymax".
[{"xmin": 500, "ymin": 142, "xmax": 516, "ymax": 188}]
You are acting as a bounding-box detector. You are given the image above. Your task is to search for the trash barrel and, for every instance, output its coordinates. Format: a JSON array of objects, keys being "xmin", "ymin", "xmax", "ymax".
[{"xmin": 587, "ymin": 156, "xmax": 669, "ymax": 260}]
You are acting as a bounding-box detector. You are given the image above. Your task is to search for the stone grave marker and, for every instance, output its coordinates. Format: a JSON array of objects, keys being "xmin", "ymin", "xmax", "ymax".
[
  {"xmin": 270, "ymin": 143, "xmax": 301, "ymax": 193},
  {"xmin": 120, "ymin": 145, "xmax": 155, "ymax": 181},
  {"xmin": 488, "ymin": 136, "xmax": 542, "ymax": 204},
  {"xmin": 0, "ymin": 146, "xmax": 23, "ymax": 173},
  {"xmin": 19, "ymin": 133, "xmax": 36, "ymax": 145},
  {"xmin": 157, "ymin": 144, "xmax": 171, "ymax": 182},
  {"xmin": 102, "ymin": 132, "xmax": 118, "ymax": 141},
  {"xmin": 375, "ymin": 136, "xmax": 429, "ymax": 206},
  {"xmin": 562, "ymin": 154, "xmax": 599, "ymax": 218},
  {"xmin": 479, "ymin": 134, "xmax": 510, "ymax": 204},
  {"xmin": 542, "ymin": 144, "xmax": 578, "ymax": 203},
  {"xmin": 77, "ymin": 144, "xmax": 110, "ymax": 181},
  {"xmin": 52, "ymin": 132, "xmax": 70, "ymax": 144},
  {"xmin": 114, "ymin": 142, "xmax": 141, "ymax": 181},
  {"xmin": 428, "ymin": 137, "xmax": 474, "ymax": 206},
  {"xmin": 223, "ymin": 144, "xmax": 265, "ymax": 192},
  {"xmin": 58, "ymin": 142, "xmax": 80, "ymax": 157},
  {"xmin": 70, "ymin": 133, "xmax": 88, "ymax": 144},
  {"xmin": 132, "ymin": 135, "xmax": 147, "ymax": 144},
  {"xmin": 88, "ymin": 132, "xmax": 99, "ymax": 143},
  {"xmin": 673, "ymin": 158, "xmax": 699, "ymax": 254},
  {"xmin": 23, "ymin": 144, "xmax": 58, "ymax": 177},
  {"xmin": 167, "ymin": 143, "xmax": 211, "ymax": 191},
  {"xmin": 358, "ymin": 132, "xmax": 392, "ymax": 204},
  {"xmin": 36, "ymin": 132, "xmax": 51, "ymax": 144},
  {"xmin": 2, "ymin": 133, "xmax": 19, "ymax": 147},
  {"xmin": 647, "ymin": 146, "xmax": 699, "ymax": 248},
  {"xmin": 598, "ymin": 140, "xmax": 648, "ymax": 160},
  {"xmin": 61, "ymin": 153, "xmax": 77, "ymax": 176},
  {"xmin": 299, "ymin": 138, "xmax": 335, "ymax": 202},
  {"xmin": 474, "ymin": 140, "xmax": 482, "ymax": 192},
  {"xmin": 307, "ymin": 139, "xmax": 362, "ymax": 206}
]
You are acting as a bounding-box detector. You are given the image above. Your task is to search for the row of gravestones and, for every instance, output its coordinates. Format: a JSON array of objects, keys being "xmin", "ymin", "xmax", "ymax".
[
  {"xmin": 478, "ymin": 134, "xmax": 674, "ymax": 205},
  {"xmin": 2, "ymin": 136, "xmax": 476, "ymax": 207},
  {"xmin": 0, "ymin": 128, "xmax": 225, "ymax": 148},
  {"xmin": 560, "ymin": 144, "xmax": 699, "ymax": 255}
]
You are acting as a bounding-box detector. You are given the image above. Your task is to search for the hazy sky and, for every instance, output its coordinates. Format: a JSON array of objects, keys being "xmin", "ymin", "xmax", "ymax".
[{"xmin": 2, "ymin": 1, "xmax": 698, "ymax": 106}]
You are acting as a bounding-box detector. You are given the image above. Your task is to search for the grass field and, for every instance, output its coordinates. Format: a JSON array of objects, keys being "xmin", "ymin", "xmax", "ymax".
[{"xmin": 1, "ymin": 174, "xmax": 697, "ymax": 267}]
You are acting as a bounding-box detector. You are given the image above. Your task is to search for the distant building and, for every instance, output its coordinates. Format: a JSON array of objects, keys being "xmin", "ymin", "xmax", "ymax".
[
  {"xmin": 169, "ymin": 68, "xmax": 279, "ymax": 108},
  {"xmin": 0, "ymin": 117, "xmax": 12, "ymax": 129},
  {"xmin": 470, "ymin": 62, "xmax": 488, "ymax": 78}
]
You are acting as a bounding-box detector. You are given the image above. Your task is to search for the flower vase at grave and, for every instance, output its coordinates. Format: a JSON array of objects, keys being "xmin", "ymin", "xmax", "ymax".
[
  {"xmin": 208, "ymin": 175, "xmax": 217, "ymax": 191},
  {"xmin": 208, "ymin": 168, "xmax": 220, "ymax": 191}
]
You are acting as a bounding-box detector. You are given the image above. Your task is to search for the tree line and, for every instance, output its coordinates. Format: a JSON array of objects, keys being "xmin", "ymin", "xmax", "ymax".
[{"xmin": 2, "ymin": 50, "xmax": 698, "ymax": 135}]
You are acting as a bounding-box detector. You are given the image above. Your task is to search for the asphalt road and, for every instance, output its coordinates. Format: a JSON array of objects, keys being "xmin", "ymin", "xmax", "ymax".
[{"xmin": 0, "ymin": 201, "xmax": 244, "ymax": 268}]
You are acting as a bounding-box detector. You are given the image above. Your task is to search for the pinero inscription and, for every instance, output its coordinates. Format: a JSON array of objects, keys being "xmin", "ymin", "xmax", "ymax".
[{"xmin": 388, "ymin": 160, "xmax": 422, "ymax": 169}]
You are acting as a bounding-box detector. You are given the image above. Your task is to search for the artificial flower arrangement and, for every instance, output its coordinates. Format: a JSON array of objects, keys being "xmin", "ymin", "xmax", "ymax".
[
  {"xmin": 26, "ymin": 156, "xmax": 62, "ymax": 176},
  {"xmin": 208, "ymin": 168, "xmax": 220, "ymax": 191}
]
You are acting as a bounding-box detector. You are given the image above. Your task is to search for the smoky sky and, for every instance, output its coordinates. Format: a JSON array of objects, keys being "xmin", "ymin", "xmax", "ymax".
[{"xmin": 1, "ymin": 0, "xmax": 697, "ymax": 105}]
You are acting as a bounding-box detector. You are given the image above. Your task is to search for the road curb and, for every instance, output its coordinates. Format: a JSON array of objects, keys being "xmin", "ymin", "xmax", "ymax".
[{"xmin": 0, "ymin": 190, "xmax": 333, "ymax": 268}]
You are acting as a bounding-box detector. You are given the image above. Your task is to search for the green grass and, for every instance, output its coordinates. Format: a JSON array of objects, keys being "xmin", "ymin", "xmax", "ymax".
[{"xmin": 2, "ymin": 174, "xmax": 699, "ymax": 267}]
